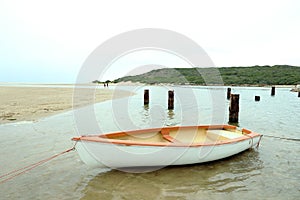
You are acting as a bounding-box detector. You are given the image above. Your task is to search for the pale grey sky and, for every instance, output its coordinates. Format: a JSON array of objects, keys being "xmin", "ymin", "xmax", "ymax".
[{"xmin": 0, "ymin": 0, "xmax": 299, "ymax": 83}]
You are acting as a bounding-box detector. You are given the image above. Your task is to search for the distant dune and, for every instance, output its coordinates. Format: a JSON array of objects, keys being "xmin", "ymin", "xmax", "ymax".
[{"xmin": 114, "ymin": 65, "xmax": 300, "ymax": 86}]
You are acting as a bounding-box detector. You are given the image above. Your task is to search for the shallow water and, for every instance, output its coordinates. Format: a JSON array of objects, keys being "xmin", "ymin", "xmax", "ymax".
[{"xmin": 0, "ymin": 86, "xmax": 299, "ymax": 199}]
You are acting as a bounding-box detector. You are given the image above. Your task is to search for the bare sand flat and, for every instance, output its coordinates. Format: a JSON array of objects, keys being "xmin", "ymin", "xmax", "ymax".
[{"xmin": 0, "ymin": 86, "xmax": 133, "ymax": 124}]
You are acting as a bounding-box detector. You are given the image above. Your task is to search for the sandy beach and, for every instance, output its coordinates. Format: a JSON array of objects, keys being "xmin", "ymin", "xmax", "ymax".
[{"xmin": 0, "ymin": 85, "xmax": 133, "ymax": 124}]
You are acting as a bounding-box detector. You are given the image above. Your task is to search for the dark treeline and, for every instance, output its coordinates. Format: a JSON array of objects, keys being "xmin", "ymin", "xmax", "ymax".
[{"xmin": 114, "ymin": 65, "xmax": 300, "ymax": 85}]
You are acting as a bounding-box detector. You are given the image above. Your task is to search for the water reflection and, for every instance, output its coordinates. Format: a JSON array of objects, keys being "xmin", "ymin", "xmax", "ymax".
[
  {"xmin": 207, "ymin": 150, "xmax": 262, "ymax": 193},
  {"xmin": 81, "ymin": 150, "xmax": 263, "ymax": 199},
  {"xmin": 167, "ymin": 109, "xmax": 175, "ymax": 120},
  {"xmin": 228, "ymin": 121, "xmax": 240, "ymax": 127},
  {"xmin": 141, "ymin": 104, "xmax": 177, "ymax": 127},
  {"xmin": 143, "ymin": 104, "xmax": 149, "ymax": 111}
]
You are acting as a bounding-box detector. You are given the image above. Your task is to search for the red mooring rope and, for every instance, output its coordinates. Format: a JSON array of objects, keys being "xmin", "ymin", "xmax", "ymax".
[{"xmin": 0, "ymin": 143, "xmax": 76, "ymax": 184}]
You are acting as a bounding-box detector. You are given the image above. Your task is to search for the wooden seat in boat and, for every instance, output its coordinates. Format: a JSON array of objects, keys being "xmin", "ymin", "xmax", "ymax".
[{"xmin": 160, "ymin": 128, "xmax": 181, "ymax": 143}]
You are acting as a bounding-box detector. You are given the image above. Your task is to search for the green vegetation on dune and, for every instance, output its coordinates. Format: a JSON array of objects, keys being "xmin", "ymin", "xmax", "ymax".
[{"xmin": 114, "ymin": 65, "xmax": 300, "ymax": 85}]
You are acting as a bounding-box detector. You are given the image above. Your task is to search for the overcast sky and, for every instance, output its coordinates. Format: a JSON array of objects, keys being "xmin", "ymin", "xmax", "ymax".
[{"xmin": 0, "ymin": 0, "xmax": 299, "ymax": 83}]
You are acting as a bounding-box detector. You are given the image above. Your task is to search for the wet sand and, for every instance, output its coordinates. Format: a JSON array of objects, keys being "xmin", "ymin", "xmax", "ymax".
[{"xmin": 0, "ymin": 86, "xmax": 132, "ymax": 124}]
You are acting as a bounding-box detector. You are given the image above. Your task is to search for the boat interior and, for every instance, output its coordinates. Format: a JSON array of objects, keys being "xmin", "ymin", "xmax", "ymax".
[{"xmin": 99, "ymin": 125, "xmax": 249, "ymax": 145}]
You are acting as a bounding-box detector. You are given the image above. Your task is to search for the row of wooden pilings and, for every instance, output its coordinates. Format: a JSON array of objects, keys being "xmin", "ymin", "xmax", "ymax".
[
  {"xmin": 226, "ymin": 86, "xmax": 277, "ymax": 101},
  {"xmin": 144, "ymin": 89, "xmax": 174, "ymax": 109},
  {"xmin": 227, "ymin": 86, "xmax": 300, "ymax": 123},
  {"xmin": 144, "ymin": 86, "xmax": 300, "ymax": 124},
  {"xmin": 144, "ymin": 88, "xmax": 239, "ymax": 122},
  {"xmin": 227, "ymin": 87, "xmax": 277, "ymax": 123}
]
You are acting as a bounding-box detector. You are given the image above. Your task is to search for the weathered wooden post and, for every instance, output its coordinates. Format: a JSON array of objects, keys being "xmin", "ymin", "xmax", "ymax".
[
  {"xmin": 229, "ymin": 94, "xmax": 239, "ymax": 123},
  {"xmin": 255, "ymin": 96, "xmax": 260, "ymax": 101},
  {"xmin": 144, "ymin": 89, "xmax": 149, "ymax": 105},
  {"xmin": 227, "ymin": 88, "xmax": 231, "ymax": 100},
  {"xmin": 271, "ymin": 86, "xmax": 275, "ymax": 96},
  {"xmin": 168, "ymin": 90, "xmax": 174, "ymax": 110},
  {"xmin": 298, "ymin": 91, "xmax": 300, "ymax": 97}
]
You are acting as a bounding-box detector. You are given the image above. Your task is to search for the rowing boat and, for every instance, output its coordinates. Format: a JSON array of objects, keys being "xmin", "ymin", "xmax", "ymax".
[{"xmin": 72, "ymin": 125, "xmax": 262, "ymax": 168}]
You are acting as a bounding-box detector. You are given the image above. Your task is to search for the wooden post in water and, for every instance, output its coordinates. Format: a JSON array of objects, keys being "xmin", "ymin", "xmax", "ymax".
[
  {"xmin": 298, "ymin": 91, "xmax": 300, "ymax": 97},
  {"xmin": 168, "ymin": 90, "xmax": 174, "ymax": 110},
  {"xmin": 255, "ymin": 96, "xmax": 260, "ymax": 101},
  {"xmin": 229, "ymin": 94, "xmax": 239, "ymax": 123},
  {"xmin": 144, "ymin": 89, "xmax": 149, "ymax": 105},
  {"xmin": 271, "ymin": 86, "xmax": 275, "ymax": 96},
  {"xmin": 227, "ymin": 88, "xmax": 231, "ymax": 100}
]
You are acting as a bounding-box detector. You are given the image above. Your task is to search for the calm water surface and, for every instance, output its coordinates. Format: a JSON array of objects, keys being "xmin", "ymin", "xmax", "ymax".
[{"xmin": 0, "ymin": 86, "xmax": 299, "ymax": 199}]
